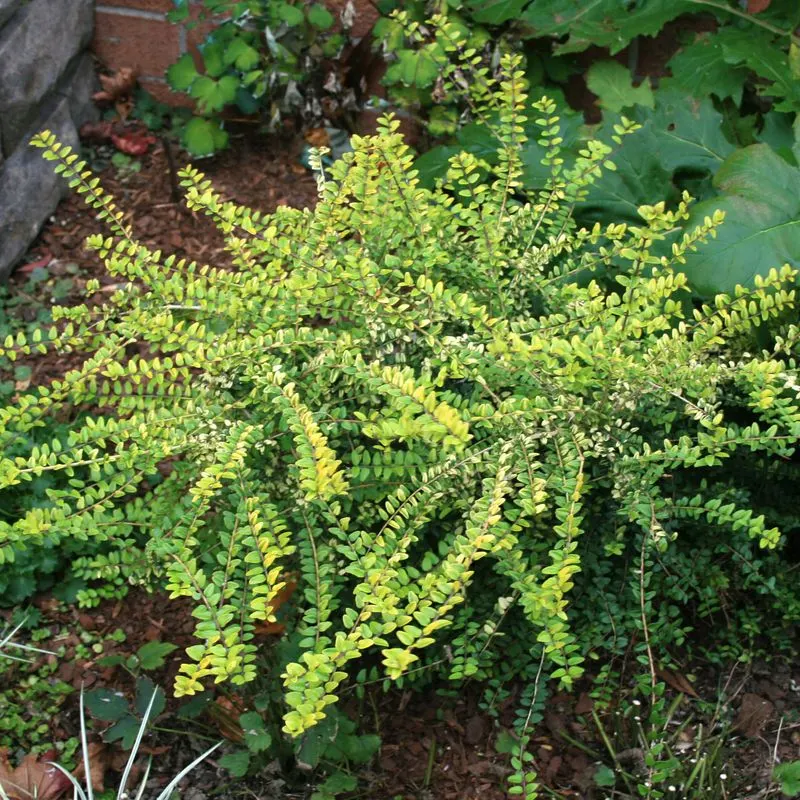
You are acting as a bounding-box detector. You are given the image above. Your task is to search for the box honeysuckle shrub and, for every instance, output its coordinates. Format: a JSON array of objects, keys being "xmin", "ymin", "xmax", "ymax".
[{"xmin": 1, "ymin": 54, "xmax": 799, "ymax": 794}]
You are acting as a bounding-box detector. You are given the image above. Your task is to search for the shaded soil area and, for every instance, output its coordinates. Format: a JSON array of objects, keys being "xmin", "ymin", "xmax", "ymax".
[
  {"xmin": 19, "ymin": 126, "xmax": 318, "ymax": 283},
  {"xmin": 4, "ymin": 582, "xmax": 800, "ymax": 799}
]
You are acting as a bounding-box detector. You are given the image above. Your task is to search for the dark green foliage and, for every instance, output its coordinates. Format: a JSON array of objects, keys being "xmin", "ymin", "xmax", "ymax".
[
  {"xmin": 85, "ymin": 677, "xmax": 166, "ymax": 749},
  {"xmin": 166, "ymin": 0, "xmax": 345, "ymax": 155},
  {"xmin": 0, "ymin": 618, "xmax": 77, "ymax": 759},
  {"xmin": 383, "ymin": 5, "xmax": 800, "ymax": 295}
]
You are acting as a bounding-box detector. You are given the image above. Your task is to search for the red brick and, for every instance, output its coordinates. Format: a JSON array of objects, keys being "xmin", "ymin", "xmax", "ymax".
[
  {"xmin": 325, "ymin": 0, "xmax": 379, "ymax": 40},
  {"xmin": 100, "ymin": 0, "xmax": 173, "ymax": 10},
  {"xmin": 185, "ymin": 4, "xmax": 229, "ymax": 67},
  {"xmin": 139, "ymin": 78, "xmax": 196, "ymax": 108},
  {"xmin": 94, "ymin": 11, "xmax": 181, "ymax": 79}
]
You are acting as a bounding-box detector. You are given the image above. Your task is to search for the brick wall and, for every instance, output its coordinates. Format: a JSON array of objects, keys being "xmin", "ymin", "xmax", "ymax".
[
  {"xmin": 94, "ymin": 1, "xmax": 190, "ymax": 105},
  {"xmin": 0, "ymin": 0, "xmax": 97, "ymax": 280},
  {"xmin": 92, "ymin": 0, "xmax": 380, "ymax": 106}
]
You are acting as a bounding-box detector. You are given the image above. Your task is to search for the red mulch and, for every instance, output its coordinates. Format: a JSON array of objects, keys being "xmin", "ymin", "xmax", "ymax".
[
  {"xmin": 21, "ymin": 576, "xmax": 800, "ymax": 798},
  {"xmin": 21, "ymin": 127, "xmax": 318, "ymax": 287}
]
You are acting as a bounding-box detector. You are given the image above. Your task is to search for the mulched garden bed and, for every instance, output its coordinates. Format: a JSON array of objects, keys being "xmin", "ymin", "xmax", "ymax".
[{"xmin": 4, "ymin": 120, "xmax": 800, "ymax": 800}]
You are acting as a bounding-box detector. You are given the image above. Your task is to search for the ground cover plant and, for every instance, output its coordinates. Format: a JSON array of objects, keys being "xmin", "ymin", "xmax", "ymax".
[{"xmin": 2, "ymin": 39, "xmax": 800, "ymax": 797}]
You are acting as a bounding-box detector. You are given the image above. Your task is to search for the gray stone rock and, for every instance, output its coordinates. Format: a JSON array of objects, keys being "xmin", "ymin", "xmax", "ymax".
[
  {"xmin": 0, "ymin": 49, "xmax": 97, "ymax": 282},
  {"xmin": 0, "ymin": 96, "xmax": 80, "ymax": 282},
  {"xmin": 65, "ymin": 53, "xmax": 100, "ymax": 132},
  {"xmin": 0, "ymin": 0, "xmax": 93, "ymax": 155},
  {"xmin": 0, "ymin": 0, "xmax": 20, "ymax": 29}
]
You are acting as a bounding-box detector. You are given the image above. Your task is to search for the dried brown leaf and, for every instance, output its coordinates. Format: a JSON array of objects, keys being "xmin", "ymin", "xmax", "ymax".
[
  {"xmin": 0, "ymin": 750, "xmax": 71, "ymax": 800},
  {"xmin": 72, "ymin": 743, "xmax": 108, "ymax": 793},
  {"xmin": 734, "ymin": 693, "xmax": 774, "ymax": 738},
  {"xmin": 656, "ymin": 667, "xmax": 698, "ymax": 698},
  {"xmin": 93, "ymin": 68, "xmax": 138, "ymax": 105}
]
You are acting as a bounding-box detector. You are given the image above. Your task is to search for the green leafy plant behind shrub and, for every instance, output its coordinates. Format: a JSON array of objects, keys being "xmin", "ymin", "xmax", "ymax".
[
  {"xmin": 388, "ymin": 7, "xmax": 800, "ymax": 295},
  {"xmin": 166, "ymin": 0, "xmax": 343, "ymax": 155},
  {"xmin": 3, "ymin": 52, "xmax": 800, "ymax": 797}
]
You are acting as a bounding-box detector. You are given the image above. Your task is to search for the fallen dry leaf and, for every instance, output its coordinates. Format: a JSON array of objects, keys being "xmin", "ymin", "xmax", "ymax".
[
  {"xmin": 72, "ymin": 743, "xmax": 107, "ymax": 793},
  {"xmin": 209, "ymin": 696, "xmax": 246, "ymax": 743},
  {"xmin": 93, "ymin": 68, "xmax": 138, "ymax": 105},
  {"xmin": 656, "ymin": 666, "xmax": 698, "ymax": 698},
  {"xmin": 111, "ymin": 131, "xmax": 157, "ymax": 157},
  {"xmin": 80, "ymin": 121, "xmax": 116, "ymax": 142},
  {"xmin": 115, "ymin": 98, "xmax": 135, "ymax": 121},
  {"xmin": 0, "ymin": 749, "xmax": 72, "ymax": 800},
  {"xmin": 253, "ymin": 578, "xmax": 297, "ymax": 638},
  {"xmin": 17, "ymin": 253, "xmax": 52, "ymax": 274},
  {"xmin": 574, "ymin": 692, "xmax": 594, "ymax": 715},
  {"xmin": 304, "ymin": 127, "xmax": 330, "ymax": 148},
  {"xmin": 733, "ymin": 692, "xmax": 774, "ymax": 738},
  {"xmin": 465, "ymin": 715, "xmax": 486, "ymax": 746},
  {"xmin": 79, "ymin": 121, "xmax": 157, "ymax": 156}
]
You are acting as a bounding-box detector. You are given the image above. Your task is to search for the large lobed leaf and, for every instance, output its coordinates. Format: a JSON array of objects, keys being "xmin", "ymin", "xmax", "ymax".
[
  {"xmin": 681, "ymin": 144, "xmax": 800, "ymax": 295},
  {"xmin": 520, "ymin": 0, "xmax": 696, "ymax": 54}
]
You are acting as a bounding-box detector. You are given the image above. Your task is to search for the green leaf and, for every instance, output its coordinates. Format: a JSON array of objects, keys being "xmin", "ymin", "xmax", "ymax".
[
  {"xmin": 239, "ymin": 711, "xmax": 273, "ymax": 753},
  {"xmin": 494, "ymin": 729, "xmax": 517, "ymax": 754},
  {"xmin": 134, "ymin": 677, "xmax": 166, "ymax": 718},
  {"xmin": 311, "ymin": 772, "xmax": 357, "ymax": 799},
  {"xmin": 718, "ymin": 28, "xmax": 800, "ymax": 113},
  {"xmin": 83, "ymin": 688, "xmax": 129, "ymax": 722},
  {"xmin": 384, "ymin": 48, "xmax": 440, "ymax": 88},
  {"xmin": 642, "ymin": 90, "xmax": 735, "ymax": 174},
  {"xmin": 465, "ymin": 0, "xmax": 528, "ymax": 24},
  {"xmin": 135, "ymin": 640, "xmax": 177, "ymax": 670},
  {"xmin": 224, "ymin": 37, "xmax": 260, "ymax": 71},
  {"xmin": 96, "ymin": 654, "xmax": 125, "ymax": 668},
  {"xmin": 414, "ymin": 145, "xmax": 460, "ymax": 188},
  {"xmin": 277, "ymin": 2, "xmax": 305, "ymax": 26},
  {"xmin": 417, "ymin": 99, "xmax": 584, "ymax": 191},
  {"xmin": 183, "ymin": 117, "xmax": 229, "ymax": 156},
  {"xmin": 774, "ymin": 760, "xmax": 800, "ymax": 797},
  {"xmin": 167, "ymin": 0, "xmax": 190, "ymax": 23},
  {"xmin": 595, "ymin": 763, "xmax": 616, "ymax": 787},
  {"xmin": 219, "ymin": 749, "xmax": 250, "ymax": 777},
  {"xmin": 333, "ymin": 733, "xmax": 380, "ymax": 764},
  {"xmin": 191, "ymin": 75, "xmax": 238, "ymax": 112},
  {"xmin": 200, "ymin": 42, "xmax": 226, "ymax": 78},
  {"xmin": 176, "ymin": 692, "xmax": 213, "ymax": 720},
  {"xmin": 166, "ymin": 53, "xmax": 198, "ymax": 92},
  {"xmin": 297, "ymin": 727, "xmax": 329, "ymax": 769},
  {"xmin": 307, "ymin": 3, "xmax": 335, "ymax": 29},
  {"xmin": 682, "ymin": 144, "xmax": 800, "ymax": 295},
  {"xmin": 235, "ymin": 87, "xmax": 260, "ymax": 115},
  {"xmin": 104, "ymin": 714, "xmax": 141, "ymax": 749},
  {"xmin": 580, "ymin": 116, "xmax": 672, "ymax": 222},
  {"xmin": 586, "ymin": 61, "xmax": 653, "ymax": 113},
  {"xmin": 790, "ymin": 43, "xmax": 800, "ymax": 80},
  {"xmin": 663, "ymin": 32, "xmax": 749, "ymax": 104},
  {"xmin": 759, "ymin": 112, "xmax": 799, "ymax": 165},
  {"xmin": 580, "ymin": 90, "xmax": 735, "ymax": 222},
  {"xmin": 521, "ymin": 0, "xmax": 695, "ymax": 55}
]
